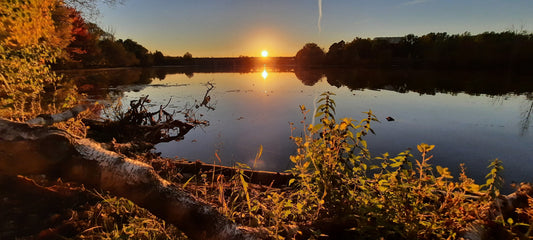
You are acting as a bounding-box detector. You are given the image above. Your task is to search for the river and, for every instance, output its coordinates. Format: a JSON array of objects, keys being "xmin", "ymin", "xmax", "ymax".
[{"xmin": 64, "ymin": 66, "xmax": 533, "ymax": 188}]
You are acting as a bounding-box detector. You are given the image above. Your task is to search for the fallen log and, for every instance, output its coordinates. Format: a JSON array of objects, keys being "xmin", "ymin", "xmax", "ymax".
[
  {"xmin": 26, "ymin": 104, "xmax": 91, "ymax": 126},
  {"xmin": 0, "ymin": 119, "xmax": 253, "ymax": 240},
  {"xmin": 151, "ymin": 159, "xmax": 292, "ymax": 188}
]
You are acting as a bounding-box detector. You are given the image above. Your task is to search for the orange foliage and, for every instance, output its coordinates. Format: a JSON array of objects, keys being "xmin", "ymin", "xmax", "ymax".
[{"xmin": 0, "ymin": 0, "xmax": 69, "ymax": 49}]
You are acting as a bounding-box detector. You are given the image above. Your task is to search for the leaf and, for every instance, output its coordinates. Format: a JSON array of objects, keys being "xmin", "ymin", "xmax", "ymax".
[
  {"xmin": 311, "ymin": 124, "xmax": 323, "ymax": 132},
  {"xmin": 235, "ymin": 162, "xmax": 251, "ymax": 169},
  {"xmin": 390, "ymin": 161, "xmax": 403, "ymax": 168},
  {"xmin": 346, "ymin": 131, "xmax": 354, "ymax": 139},
  {"xmin": 485, "ymin": 178, "xmax": 494, "ymax": 185},
  {"xmin": 436, "ymin": 166, "xmax": 453, "ymax": 179},
  {"xmin": 360, "ymin": 140, "xmax": 367, "ymax": 149},
  {"xmin": 339, "ymin": 122, "xmax": 348, "ymax": 131},
  {"xmin": 182, "ymin": 175, "xmax": 195, "ymax": 188},
  {"xmin": 369, "ymin": 165, "xmax": 380, "ymax": 170},
  {"xmin": 507, "ymin": 218, "xmax": 514, "ymax": 225},
  {"xmin": 239, "ymin": 173, "xmax": 252, "ymax": 212},
  {"xmin": 329, "ymin": 105, "xmax": 336, "ymax": 114},
  {"xmin": 303, "ymin": 161, "xmax": 310, "ymax": 169},
  {"xmin": 427, "ymin": 144, "xmax": 435, "ymax": 151},
  {"xmin": 467, "ymin": 183, "xmax": 481, "ymax": 192},
  {"xmin": 289, "ymin": 178, "xmax": 295, "ymax": 186},
  {"xmin": 255, "ymin": 145, "xmax": 263, "ymax": 162},
  {"xmin": 378, "ymin": 179, "xmax": 388, "ymax": 186},
  {"xmin": 417, "ymin": 144, "xmax": 424, "ymax": 153}
]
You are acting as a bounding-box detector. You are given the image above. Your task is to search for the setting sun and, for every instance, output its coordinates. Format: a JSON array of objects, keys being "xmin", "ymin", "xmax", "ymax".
[{"xmin": 261, "ymin": 50, "xmax": 268, "ymax": 57}]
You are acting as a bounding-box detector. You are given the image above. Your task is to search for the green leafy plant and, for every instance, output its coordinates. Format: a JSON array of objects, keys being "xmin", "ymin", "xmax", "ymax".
[
  {"xmin": 483, "ymin": 158, "xmax": 504, "ymax": 199},
  {"xmin": 180, "ymin": 92, "xmax": 531, "ymax": 239},
  {"xmin": 282, "ymin": 92, "xmax": 502, "ymax": 239}
]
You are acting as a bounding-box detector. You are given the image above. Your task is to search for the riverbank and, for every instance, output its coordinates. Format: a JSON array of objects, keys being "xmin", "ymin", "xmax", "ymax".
[{"xmin": 2, "ymin": 99, "xmax": 533, "ymax": 239}]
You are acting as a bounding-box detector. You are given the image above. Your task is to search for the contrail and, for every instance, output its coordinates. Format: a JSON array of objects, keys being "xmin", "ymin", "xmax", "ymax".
[{"xmin": 318, "ymin": 0, "xmax": 322, "ymax": 33}]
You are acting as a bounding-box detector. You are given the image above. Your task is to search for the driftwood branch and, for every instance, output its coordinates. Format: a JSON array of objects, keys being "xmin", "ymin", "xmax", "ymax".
[
  {"xmin": 85, "ymin": 95, "xmax": 206, "ymax": 147},
  {"xmin": 84, "ymin": 118, "xmax": 195, "ymax": 147},
  {"xmin": 0, "ymin": 119, "xmax": 253, "ymax": 240},
  {"xmin": 197, "ymin": 82, "xmax": 215, "ymax": 110}
]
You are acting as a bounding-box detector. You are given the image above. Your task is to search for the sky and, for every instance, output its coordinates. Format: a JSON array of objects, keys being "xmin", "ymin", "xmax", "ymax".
[{"xmin": 96, "ymin": 0, "xmax": 533, "ymax": 57}]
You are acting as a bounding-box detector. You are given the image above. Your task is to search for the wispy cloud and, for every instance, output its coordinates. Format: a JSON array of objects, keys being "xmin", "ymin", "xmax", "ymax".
[
  {"xmin": 402, "ymin": 0, "xmax": 431, "ymax": 6},
  {"xmin": 318, "ymin": 0, "xmax": 323, "ymax": 33}
]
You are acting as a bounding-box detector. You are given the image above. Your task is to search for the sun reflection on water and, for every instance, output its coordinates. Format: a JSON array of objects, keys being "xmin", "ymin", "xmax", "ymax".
[{"xmin": 261, "ymin": 68, "xmax": 268, "ymax": 79}]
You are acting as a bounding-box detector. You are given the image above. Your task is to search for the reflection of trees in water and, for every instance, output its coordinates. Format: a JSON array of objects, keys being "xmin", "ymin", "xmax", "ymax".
[
  {"xmin": 154, "ymin": 68, "xmax": 167, "ymax": 80},
  {"xmin": 295, "ymin": 68, "xmax": 533, "ymax": 96},
  {"xmin": 295, "ymin": 68, "xmax": 533, "ymax": 136},
  {"xmin": 520, "ymin": 93, "xmax": 533, "ymax": 136},
  {"xmin": 60, "ymin": 68, "xmax": 152, "ymax": 99},
  {"xmin": 63, "ymin": 67, "xmax": 533, "ymax": 134},
  {"xmin": 184, "ymin": 71, "xmax": 194, "ymax": 79},
  {"xmin": 293, "ymin": 68, "xmax": 324, "ymax": 86},
  {"xmin": 62, "ymin": 67, "xmax": 199, "ymax": 98},
  {"xmin": 323, "ymin": 70, "xmax": 347, "ymax": 88},
  {"xmin": 64, "ymin": 65, "xmax": 297, "ymax": 96},
  {"xmin": 488, "ymin": 95, "xmax": 533, "ymax": 136}
]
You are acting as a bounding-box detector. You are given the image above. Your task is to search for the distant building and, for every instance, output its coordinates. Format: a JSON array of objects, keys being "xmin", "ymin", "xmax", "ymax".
[{"xmin": 373, "ymin": 37, "xmax": 403, "ymax": 44}]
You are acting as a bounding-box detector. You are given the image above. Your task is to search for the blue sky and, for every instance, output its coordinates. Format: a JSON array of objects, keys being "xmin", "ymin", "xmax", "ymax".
[{"xmin": 96, "ymin": 0, "xmax": 533, "ymax": 57}]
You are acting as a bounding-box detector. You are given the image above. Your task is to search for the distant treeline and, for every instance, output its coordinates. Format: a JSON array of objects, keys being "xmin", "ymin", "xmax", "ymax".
[
  {"xmin": 295, "ymin": 31, "xmax": 533, "ymax": 71},
  {"xmin": 51, "ymin": 13, "xmax": 202, "ymax": 69},
  {"xmin": 156, "ymin": 56, "xmax": 295, "ymax": 68},
  {"xmin": 58, "ymin": 22, "xmax": 533, "ymax": 71},
  {"xmin": 54, "ymin": 28, "xmax": 191, "ymax": 69},
  {"xmin": 55, "ymin": 19, "xmax": 295, "ymax": 69},
  {"xmin": 51, "ymin": 12, "xmax": 296, "ymax": 70}
]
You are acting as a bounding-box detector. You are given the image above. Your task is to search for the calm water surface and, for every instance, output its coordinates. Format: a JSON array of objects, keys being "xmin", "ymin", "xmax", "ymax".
[{"xmin": 70, "ymin": 67, "xmax": 533, "ymax": 187}]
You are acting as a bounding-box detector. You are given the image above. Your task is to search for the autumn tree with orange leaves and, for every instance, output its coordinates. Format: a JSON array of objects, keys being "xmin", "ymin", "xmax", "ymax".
[{"xmin": 0, "ymin": 0, "xmax": 83, "ymax": 120}]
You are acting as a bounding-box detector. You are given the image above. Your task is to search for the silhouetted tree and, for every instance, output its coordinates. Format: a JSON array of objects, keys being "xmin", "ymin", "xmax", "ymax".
[
  {"xmin": 183, "ymin": 52, "xmax": 193, "ymax": 65},
  {"xmin": 351, "ymin": 38, "xmax": 372, "ymax": 59},
  {"xmin": 326, "ymin": 40, "xmax": 346, "ymax": 65},
  {"xmin": 98, "ymin": 39, "xmax": 139, "ymax": 67},
  {"xmin": 183, "ymin": 52, "xmax": 192, "ymax": 60},
  {"xmin": 153, "ymin": 51, "xmax": 165, "ymax": 66},
  {"xmin": 316, "ymin": 31, "xmax": 533, "ymax": 71},
  {"xmin": 295, "ymin": 43, "xmax": 325, "ymax": 67},
  {"xmin": 120, "ymin": 39, "xmax": 152, "ymax": 66}
]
